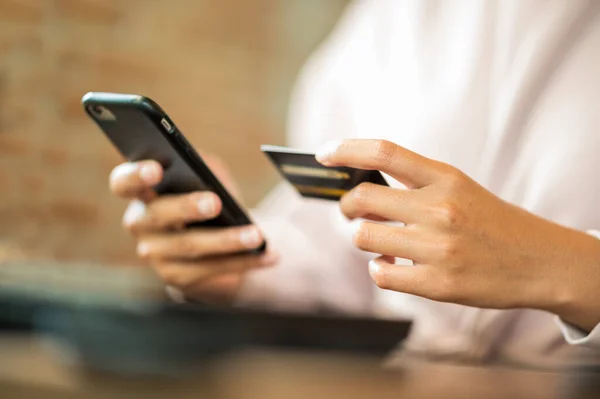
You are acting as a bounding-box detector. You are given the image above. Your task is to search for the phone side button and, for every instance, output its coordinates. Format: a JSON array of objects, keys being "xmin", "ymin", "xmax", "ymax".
[
  {"xmin": 186, "ymin": 148, "xmax": 207, "ymax": 168},
  {"xmin": 175, "ymin": 134, "xmax": 190, "ymax": 149},
  {"xmin": 183, "ymin": 137, "xmax": 196, "ymax": 150}
]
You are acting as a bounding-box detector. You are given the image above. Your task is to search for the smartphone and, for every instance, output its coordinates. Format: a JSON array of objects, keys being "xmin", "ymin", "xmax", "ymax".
[{"xmin": 82, "ymin": 92, "xmax": 265, "ymax": 254}]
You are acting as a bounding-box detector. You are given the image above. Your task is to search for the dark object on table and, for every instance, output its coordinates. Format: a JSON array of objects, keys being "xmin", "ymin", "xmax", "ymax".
[{"xmin": 0, "ymin": 260, "xmax": 411, "ymax": 375}]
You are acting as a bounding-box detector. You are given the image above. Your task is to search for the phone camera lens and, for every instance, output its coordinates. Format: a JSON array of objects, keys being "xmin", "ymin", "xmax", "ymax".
[
  {"xmin": 90, "ymin": 105, "xmax": 103, "ymax": 116},
  {"xmin": 87, "ymin": 105, "xmax": 116, "ymax": 121}
]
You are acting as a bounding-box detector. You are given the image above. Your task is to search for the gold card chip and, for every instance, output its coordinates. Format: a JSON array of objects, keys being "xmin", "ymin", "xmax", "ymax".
[
  {"xmin": 282, "ymin": 164, "xmax": 351, "ymax": 180},
  {"xmin": 294, "ymin": 184, "xmax": 349, "ymax": 198}
]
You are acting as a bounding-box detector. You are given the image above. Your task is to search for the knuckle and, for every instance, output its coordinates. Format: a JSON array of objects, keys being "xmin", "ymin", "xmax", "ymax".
[
  {"xmin": 155, "ymin": 194, "xmax": 193, "ymax": 226},
  {"xmin": 352, "ymin": 223, "xmax": 373, "ymax": 250},
  {"xmin": 437, "ymin": 236, "xmax": 461, "ymax": 261},
  {"xmin": 442, "ymin": 167, "xmax": 466, "ymax": 191},
  {"xmin": 175, "ymin": 194, "xmax": 196, "ymax": 220},
  {"xmin": 433, "ymin": 200, "xmax": 462, "ymax": 228},
  {"xmin": 372, "ymin": 140, "xmax": 396, "ymax": 165},
  {"xmin": 348, "ymin": 183, "xmax": 373, "ymax": 210}
]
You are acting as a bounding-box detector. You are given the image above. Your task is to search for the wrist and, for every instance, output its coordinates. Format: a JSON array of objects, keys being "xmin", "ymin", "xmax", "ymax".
[{"xmin": 542, "ymin": 229, "xmax": 600, "ymax": 332}]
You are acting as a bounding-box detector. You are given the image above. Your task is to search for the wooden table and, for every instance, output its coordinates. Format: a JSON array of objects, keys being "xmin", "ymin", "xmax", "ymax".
[{"xmin": 1, "ymin": 334, "xmax": 599, "ymax": 399}]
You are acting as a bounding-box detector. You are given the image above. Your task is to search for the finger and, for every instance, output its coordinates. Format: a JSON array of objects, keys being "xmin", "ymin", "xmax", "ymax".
[
  {"xmin": 361, "ymin": 214, "xmax": 388, "ymax": 222},
  {"xmin": 109, "ymin": 161, "xmax": 163, "ymax": 199},
  {"xmin": 168, "ymin": 273, "xmax": 246, "ymax": 304},
  {"xmin": 153, "ymin": 250, "xmax": 279, "ymax": 289},
  {"xmin": 316, "ymin": 139, "xmax": 442, "ymax": 188},
  {"xmin": 123, "ymin": 192, "xmax": 223, "ymax": 234},
  {"xmin": 368, "ymin": 255, "xmax": 427, "ymax": 295},
  {"xmin": 351, "ymin": 221, "xmax": 429, "ymax": 261},
  {"xmin": 184, "ymin": 273, "xmax": 244, "ymax": 303},
  {"xmin": 137, "ymin": 225, "xmax": 265, "ymax": 260},
  {"xmin": 341, "ymin": 182, "xmax": 424, "ymax": 223}
]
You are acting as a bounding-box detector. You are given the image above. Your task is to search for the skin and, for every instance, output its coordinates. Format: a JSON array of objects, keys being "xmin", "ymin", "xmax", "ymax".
[
  {"xmin": 111, "ymin": 139, "xmax": 600, "ymax": 332},
  {"xmin": 109, "ymin": 156, "xmax": 278, "ymax": 304},
  {"xmin": 315, "ymin": 139, "xmax": 600, "ymax": 332}
]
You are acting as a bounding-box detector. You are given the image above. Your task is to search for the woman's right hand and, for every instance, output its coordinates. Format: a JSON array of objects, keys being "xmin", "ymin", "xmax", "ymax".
[{"xmin": 109, "ymin": 159, "xmax": 278, "ymax": 304}]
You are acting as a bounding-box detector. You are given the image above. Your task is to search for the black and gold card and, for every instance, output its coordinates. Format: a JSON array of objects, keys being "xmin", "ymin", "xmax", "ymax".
[{"xmin": 261, "ymin": 145, "xmax": 389, "ymax": 201}]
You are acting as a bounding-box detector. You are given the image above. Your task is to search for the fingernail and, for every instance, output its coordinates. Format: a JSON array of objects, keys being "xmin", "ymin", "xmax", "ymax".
[
  {"xmin": 137, "ymin": 242, "xmax": 150, "ymax": 257},
  {"xmin": 368, "ymin": 259, "xmax": 380, "ymax": 275},
  {"xmin": 139, "ymin": 164, "xmax": 159, "ymax": 184},
  {"xmin": 315, "ymin": 140, "xmax": 341, "ymax": 164},
  {"xmin": 240, "ymin": 227, "xmax": 262, "ymax": 248},
  {"xmin": 123, "ymin": 200, "xmax": 147, "ymax": 226},
  {"xmin": 260, "ymin": 250, "xmax": 280, "ymax": 265},
  {"xmin": 197, "ymin": 195, "xmax": 216, "ymax": 217}
]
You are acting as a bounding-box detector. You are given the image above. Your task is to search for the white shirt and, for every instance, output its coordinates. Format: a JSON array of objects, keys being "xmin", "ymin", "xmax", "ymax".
[{"xmin": 237, "ymin": 0, "xmax": 600, "ymax": 368}]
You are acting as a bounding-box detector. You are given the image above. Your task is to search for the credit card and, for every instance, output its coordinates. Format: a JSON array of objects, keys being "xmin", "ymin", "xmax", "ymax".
[{"xmin": 261, "ymin": 145, "xmax": 389, "ymax": 201}]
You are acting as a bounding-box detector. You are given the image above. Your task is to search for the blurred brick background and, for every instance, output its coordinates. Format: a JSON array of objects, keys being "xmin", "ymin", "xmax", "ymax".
[{"xmin": 0, "ymin": 0, "xmax": 348, "ymax": 263}]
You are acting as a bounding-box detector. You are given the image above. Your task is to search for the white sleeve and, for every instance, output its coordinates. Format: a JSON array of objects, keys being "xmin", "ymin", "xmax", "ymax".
[
  {"xmin": 234, "ymin": 1, "xmax": 379, "ymax": 315},
  {"xmin": 556, "ymin": 319, "xmax": 600, "ymax": 349},
  {"xmin": 235, "ymin": 183, "xmax": 375, "ymax": 315},
  {"xmin": 555, "ymin": 230, "xmax": 600, "ymax": 350}
]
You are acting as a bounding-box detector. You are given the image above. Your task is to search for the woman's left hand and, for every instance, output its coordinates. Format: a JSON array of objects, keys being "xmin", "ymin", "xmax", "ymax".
[{"xmin": 316, "ymin": 139, "xmax": 600, "ymax": 330}]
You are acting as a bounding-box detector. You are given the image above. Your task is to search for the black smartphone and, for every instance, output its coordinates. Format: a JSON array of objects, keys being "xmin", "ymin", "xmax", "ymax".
[{"xmin": 82, "ymin": 92, "xmax": 265, "ymax": 254}]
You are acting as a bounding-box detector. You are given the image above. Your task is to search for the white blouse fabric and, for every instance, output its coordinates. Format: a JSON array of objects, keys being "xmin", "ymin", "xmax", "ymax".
[{"xmin": 237, "ymin": 0, "xmax": 600, "ymax": 368}]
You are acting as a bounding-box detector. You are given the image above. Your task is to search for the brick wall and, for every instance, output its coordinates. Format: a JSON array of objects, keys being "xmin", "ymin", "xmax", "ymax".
[{"xmin": 0, "ymin": 0, "xmax": 348, "ymax": 263}]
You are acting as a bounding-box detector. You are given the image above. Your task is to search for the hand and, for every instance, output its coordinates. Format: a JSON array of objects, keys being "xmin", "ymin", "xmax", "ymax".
[
  {"xmin": 109, "ymin": 157, "xmax": 278, "ymax": 304},
  {"xmin": 317, "ymin": 139, "xmax": 600, "ymax": 330}
]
